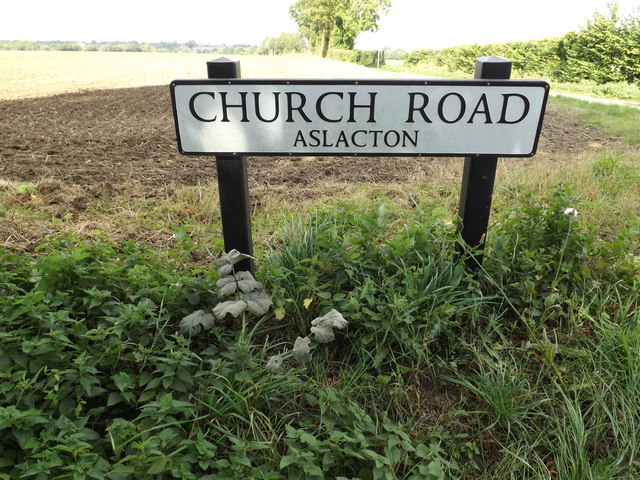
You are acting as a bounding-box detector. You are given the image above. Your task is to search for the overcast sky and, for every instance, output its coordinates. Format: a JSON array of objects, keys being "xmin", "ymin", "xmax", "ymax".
[{"xmin": 2, "ymin": 0, "xmax": 639, "ymax": 50}]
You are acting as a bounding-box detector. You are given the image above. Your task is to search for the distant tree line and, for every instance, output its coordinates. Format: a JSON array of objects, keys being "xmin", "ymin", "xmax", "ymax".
[
  {"xmin": 258, "ymin": 33, "xmax": 308, "ymax": 55},
  {"xmin": 404, "ymin": 4, "xmax": 640, "ymax": 84},
  {"xmin": 0, "ymin": 40, "xmax": 258, "ymax": 54}
]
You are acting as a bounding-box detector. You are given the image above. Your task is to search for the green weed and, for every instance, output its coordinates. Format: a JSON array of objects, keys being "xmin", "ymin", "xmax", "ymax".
[{"xmin": 1, "ymin": 187, "xmax": 640, "ymax": 478}]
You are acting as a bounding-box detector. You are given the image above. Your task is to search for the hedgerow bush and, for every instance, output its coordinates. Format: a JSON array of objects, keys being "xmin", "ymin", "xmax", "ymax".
[
  {"xmin": 404, "ymin": 4, "xmax": 640, "ymax": 84},
  {"xmin": 328, "ymin": 48, "xmax": 384, "ymax": 68}
]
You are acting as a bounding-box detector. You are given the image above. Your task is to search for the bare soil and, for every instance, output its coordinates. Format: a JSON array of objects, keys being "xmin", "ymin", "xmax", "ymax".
[{"xmin": 0, "ymin": 84, "xmax": 622, "ymax": 213}]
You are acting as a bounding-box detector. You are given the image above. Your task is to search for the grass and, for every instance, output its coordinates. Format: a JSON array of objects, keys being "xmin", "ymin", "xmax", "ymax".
[
  {"xmin": 549, "ymin": 96, "xmax": 640, "ymax": 145},
  {"xmin": 2, "ymin": 175, "xmax": 639, "ymax": 478}
]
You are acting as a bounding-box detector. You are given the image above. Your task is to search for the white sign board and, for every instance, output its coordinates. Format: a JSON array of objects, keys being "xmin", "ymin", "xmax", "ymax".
[{"xmin": 170, "ymin": 79, "xmax": 548, "ymax": 157}]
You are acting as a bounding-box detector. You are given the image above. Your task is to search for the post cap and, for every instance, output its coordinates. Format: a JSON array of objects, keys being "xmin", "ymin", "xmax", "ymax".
[
  {"xmin": 207, "ymin": 57, "xmax": 241, "ymax": 79},
  {"xmin": 474, "ymin": 56, "xmax": 512, "ymax": 80}
]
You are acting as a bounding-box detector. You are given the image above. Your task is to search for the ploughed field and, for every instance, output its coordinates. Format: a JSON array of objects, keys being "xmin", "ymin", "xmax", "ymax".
[{"xmin": 0, "ymin": 51, "xmax": 625, "ymax": 249}]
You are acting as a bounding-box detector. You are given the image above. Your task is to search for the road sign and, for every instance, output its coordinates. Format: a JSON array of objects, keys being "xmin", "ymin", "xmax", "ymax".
[{"xmin": 171, "ymin": 79, "xmax": 548, "ymax": 157}]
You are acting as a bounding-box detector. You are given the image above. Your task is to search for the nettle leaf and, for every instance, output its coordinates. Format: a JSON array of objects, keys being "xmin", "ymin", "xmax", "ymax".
[
  {"xmin": 185, "ymin": 289, "xmax": 202, "ymax": 306},
  {"xmin": 214, "ymin": 249, "xmax": 252, "ymax": 276},
  {"xmin": 244, "ymin": 290, "xmax": 273, "ymax": 316},
  {"xmin": 216, "ymin": 275, "xmax": 238, "ymax": 297},
  {"xmin": 235, "ymin": 271, "xmax": 264, "ymax": 293},
  {"xmin": 180, "ymin": 310, "xmax": 216, "ymax": 335},
  {"xmin": 213, "ymin": 300, "xmax": 247, "ymax": 319},
  {"xmin": 112, "ymin": 372, "xmax": 133, "ymax": 392},
  {"xmin": 292, "ymin": 336, "xmax": 312, "ymax": 363},
  {"xmin": 265, "ymin": 355, "xmax": 283, "ymax": 373}
]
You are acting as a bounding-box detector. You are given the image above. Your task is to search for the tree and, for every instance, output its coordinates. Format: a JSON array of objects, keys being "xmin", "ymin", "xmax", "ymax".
[
  {"xmin": 290, "ymin": 0, "xmax": 390, "ymax": 57},
  {"xmin": 185, "ymin": 40, "xmax": 198, "ymax": 51},
  {"xmin": 332, "ymin": 0, "xmax": 392, "ymax": 49}
]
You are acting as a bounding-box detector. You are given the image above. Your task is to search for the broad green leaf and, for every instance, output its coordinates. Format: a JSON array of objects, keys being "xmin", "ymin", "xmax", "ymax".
[
  {"xmin": 244, "ymin": 290, "xmax": 272, "ymax": 316},
  {"xmin": 279, "ymin": 455, "xmax": 297, "ymax": 469},
  {"xmin": 216, "ymin": 275, "xmax": 238, "ymax": 297},
  {"xmin": 107, "ymin": 392, "xmax": 123, "ymax": 407},
  {"xmin": 147, "ymin": 456, "xmax": 167, "ymax": 475},
  {"xmin": 310, "ymin": 324, "xmax": 334, "ymax": 343},
  {"xmin": 179, "ymin": 310, "xmax": 215, "ymax": 334},
  {"xmin": 214, "ymin": 249, "xmax": 252, "ymax": 276},
  {"xmin": 298, "ymin": 430, "xmax": 317, "ymax": 445},
  {"xmin": 213, "ymin": 300, "xmax": 247, "ymax": 319},
  {"xmin": 292, "ymin": 336, "xmax": 312, "ymax": 363},
  {"xmin": 266, "ymin": 355, "xmax": 283, "ymax": 373},
  {"xmin": 235, "ymin": 271, "xmax": 263, "ymax": 293},
  {"xmin": 112, "ymin": 372, "xmax": 132, "ymax": 392}
]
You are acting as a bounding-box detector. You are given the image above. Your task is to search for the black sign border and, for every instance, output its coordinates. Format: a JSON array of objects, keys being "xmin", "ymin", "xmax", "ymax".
[{"xmin": 170, "ymin": 78, "xmax": 549, "ymax": 158}]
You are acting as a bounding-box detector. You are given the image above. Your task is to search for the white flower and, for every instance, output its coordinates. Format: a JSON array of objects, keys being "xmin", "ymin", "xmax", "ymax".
[
  {"xmin": 563, "ymin": 207, "xmax": 578, "ymax": 217},
  {"xmin": 442, "ymin": 218, "xmax": 454, "ymax": 227}
]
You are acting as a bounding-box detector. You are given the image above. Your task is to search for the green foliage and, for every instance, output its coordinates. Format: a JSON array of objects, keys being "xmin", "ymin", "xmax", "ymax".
[
  {"xmin": 0, "ymin": 40, "xmax": 208, "ymax": 54},
  {"xmin": 0, "ymin": 236, "xmax": 220, "ymax": 478},
  {"xmin": 0, "ymin": 228, "xmax": 474, "ymax": 479},
  {"xmin": 0, "ymin": 40, "xmax": 38, "ymax": 51},
  {"xmin": 331, "ymin": 0, "xmax": 391, "ymax": 50},
  {"xmin": 262, "ymin": 202, "xmax": 487, "ymax": 368},
  {"xmin": 550, "ymin": 95, "xmax": 640, "ymax": 144},
  {"xmin": 403, "ymin": 4, "xmax": 640, "ymax": 84},
  {"xmin": 558, "ymin": 3, "xmax": 640, "ymax": 84},
  {"xmin": 290, "ymin": 0, "xmax": 337, "ymax": 57},
  {"xmin": 1, "ymin": 190, "xmax": 640, "ymax": 478},
  {"xmin": 328, "ymin": 48, "xmax": 384, "ymax": 67},
  {"xmin": 489, "ymin": 184, "xmax": 592, "ymax": 284},
  {"xmin": 17, "ymin": 185, "xmax": 37, "ymax": 196}
]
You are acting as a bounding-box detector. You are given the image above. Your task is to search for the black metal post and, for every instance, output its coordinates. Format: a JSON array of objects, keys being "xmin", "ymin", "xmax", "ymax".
[
  {"xmin": 207, "ymin": 57, "xmax": 254, "ymax": 273},
  {"xmin": 458, "ymin": 56, "xmax": 512, "ymax": 269}
]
